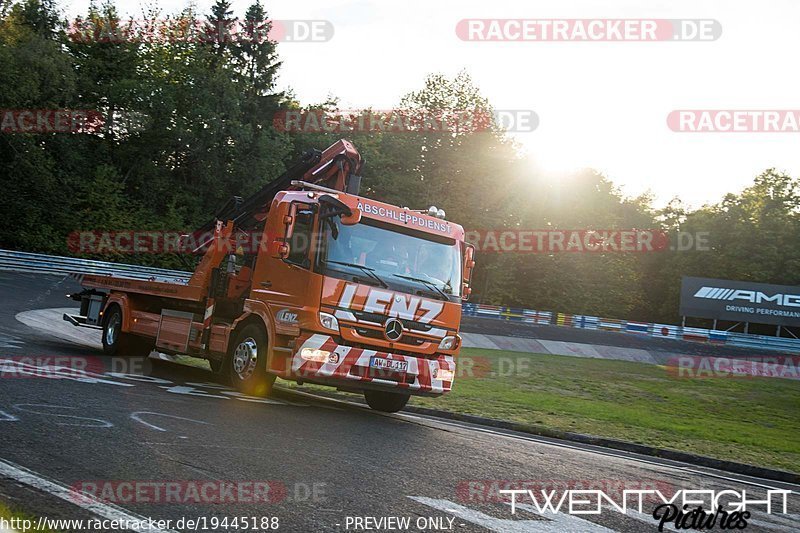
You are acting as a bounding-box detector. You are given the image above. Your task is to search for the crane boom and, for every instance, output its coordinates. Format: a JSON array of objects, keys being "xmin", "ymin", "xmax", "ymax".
[{"xmin": 195, "ymin": 139, "xmax": 363, "ymax": 240}]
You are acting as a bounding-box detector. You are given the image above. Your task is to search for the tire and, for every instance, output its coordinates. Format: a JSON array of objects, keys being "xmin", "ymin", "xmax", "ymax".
[
  {"xmin": 102, "ymin": 305, "xmax": 153, "ymax": 357},
  {"xmin": 226, "ymin": 323, "xmax": 275, "ymax": 397},
  {"xmin": 363, "ymin": 390, "xmax": 410, "ymax": 413},
  {"xmin": 209, "ymin": 358, "xmax": 224, "ymax": 373}
]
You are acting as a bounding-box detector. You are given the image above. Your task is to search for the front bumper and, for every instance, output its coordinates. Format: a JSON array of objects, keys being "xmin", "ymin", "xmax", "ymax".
[{"xmin": 285, "ymin": 334, "xmax": 455, "ymax": 396}]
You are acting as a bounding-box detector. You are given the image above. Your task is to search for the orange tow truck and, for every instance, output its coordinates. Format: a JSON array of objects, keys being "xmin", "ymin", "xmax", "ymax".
[{"xmin": 65, "ymin": 140, "xmax": 476, "ymax": 412}]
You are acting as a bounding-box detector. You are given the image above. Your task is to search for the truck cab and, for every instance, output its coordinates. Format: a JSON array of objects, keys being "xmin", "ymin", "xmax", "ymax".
[
  {"xmin": 67, "ymin": 140, "xmax": 476, "ymax": 413},
  {"xmin": 247, "ymin": 189, "xmax": 473, "ymax": 411}
]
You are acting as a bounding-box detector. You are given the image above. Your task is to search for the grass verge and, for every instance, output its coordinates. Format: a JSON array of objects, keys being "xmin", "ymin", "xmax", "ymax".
[
  {"xmin": 289, "ymin": 348, "xmax": 800, "ymax": 473},
  {"xmin": 0, "ymin": 502, "xmax": 55, "ymax": 532}
]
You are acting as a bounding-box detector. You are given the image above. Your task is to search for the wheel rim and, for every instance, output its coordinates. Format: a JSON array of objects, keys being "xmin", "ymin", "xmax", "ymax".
[
  {"xmin": 232, "ymin": 337, "xmax": 259, "ymax": 380},
  {"xmin": 106, "ymin": 312, "xmax": 120, "ymax": 346}
]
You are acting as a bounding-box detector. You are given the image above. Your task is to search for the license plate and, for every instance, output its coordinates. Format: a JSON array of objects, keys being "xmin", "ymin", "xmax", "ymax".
[{"xmin": 369, "ymin": 356, "xmax": 408, "ymax": 373}]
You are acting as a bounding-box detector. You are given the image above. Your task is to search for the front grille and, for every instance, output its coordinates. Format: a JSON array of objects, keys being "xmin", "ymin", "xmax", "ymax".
[
  {"xmin": 352, "ymin": 326, "xmax": 428, "ymax": 346},
  {"xmin": 318, "ymin": 331, "xmax": 438, "ymax": 360},
  {"xmin": 338, "ymin": 307, "xmax": 434, "ymax": 332}
]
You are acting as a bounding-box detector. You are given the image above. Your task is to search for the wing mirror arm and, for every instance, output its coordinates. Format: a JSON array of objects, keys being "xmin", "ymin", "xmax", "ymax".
[{"xmin": 318, "ymin": 194, "xmax": 361, "ymax": 225}]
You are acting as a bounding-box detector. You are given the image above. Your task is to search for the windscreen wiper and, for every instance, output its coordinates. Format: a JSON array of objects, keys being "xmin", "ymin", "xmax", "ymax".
[
  {"xmin": 326, "ymin": 260, "xmax": 389, "ymax": 289},
  {"xmin": 393, "ymin": 274, "xmax": 450, "ymax": 301}
]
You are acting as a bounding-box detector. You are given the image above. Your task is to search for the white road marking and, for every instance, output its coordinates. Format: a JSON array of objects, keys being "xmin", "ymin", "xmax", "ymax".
[
  {"xmin": 0, "ymin": 334, "xmax": 23, "ymax": 349},
  {"xmin": 12, "ymin": 404, "xmax": 113, "ymax": 428},
  {"xmin": 185, "ymin": 382, "xmax": 291, "ymax": 405},
  {"xmin": 409, "ymin": 497, "xmax": 616, "ymax": 532},
  {"xmin": 221, "ymin": 391, "xmax": 290, "ymax": 404},
  {"xmin": 15, "ymin": 308, "xmax": 101, "ymax": 349},
  {"xmin": 161, "ymin": 384, "xmax": 238, "ymax": 399},
  {"xmin": 159, "ymin": 382, "xmax": 304, "ymax": 405},
  {"xmin": 0, "ymin": 410, "xmax": 19, "ymax": 422},
  {"xmin": 130, "ymin": 412, "xmax": 210, "ymax": 433},
  {"xmin": 611, "ymin": 507, "xmax": 678, "ymax": 532},
  {"xmin": 0, "ymin": 458, "xmax": 177, "ymax": 532},
  {"xmin": 398, "ymin": 413, "xmax": 798, "ymax": 492},
  {"xmin": 0, "ymin": 359, "xmax": 132, "ymax": 387}
]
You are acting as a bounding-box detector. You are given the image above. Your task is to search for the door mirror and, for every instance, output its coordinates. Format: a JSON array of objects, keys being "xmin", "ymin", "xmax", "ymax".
[
  {"xmin": 273, "ymin": 203, "xmax": 297, "ymax": 259},
  {"xmin": 462, "ymin": 243, "xmax": 476, "ymax": 301},
  {"xmin": 319, "ymin": 194, "xmax": 360, "ymax": 225}
]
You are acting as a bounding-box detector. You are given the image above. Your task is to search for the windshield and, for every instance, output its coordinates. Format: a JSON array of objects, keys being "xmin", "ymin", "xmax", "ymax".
[{"xmin": 319, "ymin": 218, "xmax": 462, "ymax": 299}]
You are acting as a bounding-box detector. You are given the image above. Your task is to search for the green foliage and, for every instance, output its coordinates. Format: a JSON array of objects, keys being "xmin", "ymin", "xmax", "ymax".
[
  {"xmin": 0, "ymin": 0, "xmax": 293, "ymax": 260},
  {"xmin": 649, "ymin": 169, "xmax": 800, "ymax": 322},
  {"xmin": 0, "ymin": 1, "xmax": 797, "ymax": 323}
]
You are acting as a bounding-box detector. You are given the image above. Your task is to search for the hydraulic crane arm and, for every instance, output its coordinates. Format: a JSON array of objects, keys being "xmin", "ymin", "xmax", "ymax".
[
  {"xmin": 195, "ymin": 139, "xmax": 363, "ymax": 238},
  {"xmin": 186, "ymin": 139, "xmax": 363, "ymax": 292}
]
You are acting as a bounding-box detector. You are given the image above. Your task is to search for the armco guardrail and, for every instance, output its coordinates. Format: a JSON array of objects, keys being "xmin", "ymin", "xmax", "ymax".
[
  {"xmin": 0, "ymin": 249, "xmax": 191, "ymax": 283},
  {"xmin": 2, "ymin": 249, "xmax": 798, "ymax": 355},
  {"xmin": 463, "ymin": 303, "xmax": 800, "ymax": 355}
]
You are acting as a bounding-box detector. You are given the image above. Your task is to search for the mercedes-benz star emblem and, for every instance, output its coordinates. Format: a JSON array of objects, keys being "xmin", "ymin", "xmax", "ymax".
[{"xmin": 384, "ymin": 318, "xmax": 404, "ymax": 341}]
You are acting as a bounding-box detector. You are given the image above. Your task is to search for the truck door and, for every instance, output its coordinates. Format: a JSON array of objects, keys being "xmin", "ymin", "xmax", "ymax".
[{"xmin": 251, "ymin": 202, "xmax": 317, "ymax": 327}]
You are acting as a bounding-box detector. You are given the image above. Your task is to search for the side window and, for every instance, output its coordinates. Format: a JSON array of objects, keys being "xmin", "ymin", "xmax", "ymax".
[{"xmin": 286, "ymin": 209, "xmax": 313, "ymax": 268}]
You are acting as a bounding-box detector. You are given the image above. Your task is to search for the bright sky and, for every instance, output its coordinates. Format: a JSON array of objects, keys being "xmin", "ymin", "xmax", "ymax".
[{"xmin": 63, "ymin": 0, "xmax": 800, "ymax": 208}]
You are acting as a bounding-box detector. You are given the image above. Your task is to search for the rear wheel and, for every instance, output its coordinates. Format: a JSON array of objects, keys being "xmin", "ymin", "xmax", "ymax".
[
  {"xmin": 363, "ymin": 390, "xmax": 410, "ymax": 413},
  {"xmin": 227, "ymin": 323, "xmax": 275, "ymax": 397},
  {"xmin": 102, "ymin": 305, "xmax": 153, "ymax": 357}
]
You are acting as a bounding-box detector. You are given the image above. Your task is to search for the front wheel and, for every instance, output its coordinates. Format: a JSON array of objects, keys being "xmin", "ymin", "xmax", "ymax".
[
  {"xmin": 102, "ymin": 305, "xmax": 153, "ymax": 357},
  {"xmin": 227, "ymin": 323, "xmax": 275, "ymax": 397},
  {"xmin": 363, "ymin": 390, "xmax": 410, "ymax": 413}
]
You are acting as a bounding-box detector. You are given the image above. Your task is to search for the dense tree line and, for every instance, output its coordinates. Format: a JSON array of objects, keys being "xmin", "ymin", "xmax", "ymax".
[{"xmin": 1, "ymin": 0, "xmax": 798, "ymax": 325}]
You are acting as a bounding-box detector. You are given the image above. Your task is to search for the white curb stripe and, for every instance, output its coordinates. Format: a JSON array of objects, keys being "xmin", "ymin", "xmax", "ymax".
[{"xmin": 0, "ymin": 458, "xmax": 177, "ymax": 533}]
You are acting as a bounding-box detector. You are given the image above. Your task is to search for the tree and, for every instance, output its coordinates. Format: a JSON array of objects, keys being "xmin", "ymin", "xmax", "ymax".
[{"xmin": 204, "ymin": 0, "xmax": 235, "ymax": 62}]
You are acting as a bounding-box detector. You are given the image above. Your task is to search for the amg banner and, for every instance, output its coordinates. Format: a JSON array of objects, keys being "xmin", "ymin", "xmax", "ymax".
[{"xmin": 680, "ymin": 277, "xmax": 800, "ymax": 326}]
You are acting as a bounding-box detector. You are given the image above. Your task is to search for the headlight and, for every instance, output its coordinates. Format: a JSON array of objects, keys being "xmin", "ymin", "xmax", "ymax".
[
  {"xmin": 319, "ymin": 312, "xmax": 339, "ymax": 332},
  {"xmin": 438, "ymin": 335, "xmax": 458, "ymax": 350},
  {"xmin": 435, "ymin": 368, "xmax": 455, "ymax": 381},
  {"xmin": 300, "ymin": 348, "xmax": 331, "ymax": 362}
]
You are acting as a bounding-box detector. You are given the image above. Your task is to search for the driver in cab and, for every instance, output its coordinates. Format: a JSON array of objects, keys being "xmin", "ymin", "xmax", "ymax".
[{"xmin": 366, "ymin": 241, "xmax": 409, "ymax": 274}]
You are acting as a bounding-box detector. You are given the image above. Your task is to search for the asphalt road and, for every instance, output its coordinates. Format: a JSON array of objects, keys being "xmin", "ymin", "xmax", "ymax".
[{"xmin": 0, "ymin": 271, "xmax": 798, "ymax": 533}]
